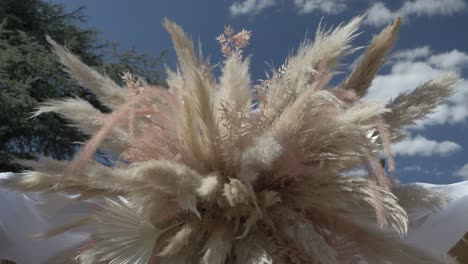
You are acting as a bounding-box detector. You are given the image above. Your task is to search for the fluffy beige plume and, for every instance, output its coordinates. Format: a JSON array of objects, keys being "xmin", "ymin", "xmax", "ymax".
[
  {"xmin": 32, "ymin": 98, "xmax": 130, "ymax": 154},
  {"xmin": 284, "ymin": 16, "xmax": 362, "ymax": 96},
  {"xmin": 223, "ymin": 178, "xmax": 250, "ymax": 207},
  {"xmin": 164, "ymin": 19, "xmax": 221, "ymax": 171},
  {"xmin": 67, "ymin": 91, "xmax": 143, "ymax": 174},
  {"xmin": 217, "ymin": 55, "xmax": 252, "ymax": 135},
  {"xmin": 46, "ymin": 36, "xmax": 128, "ymax": 109},
  {"xmin": 308, "ymin": 211, "xmax": 452, "ymax": 264},
  {"xmin": 393, "ymin": 183, "xmax": 449, "ymax": 213},
  {"xmin": 166, "ymin": 68, "xmax": 184, "ymax": 94},
  {"xmin": 162, "ymin": 19, "xmax": 198, "ymax": 75},
  {"xmin": 129, "ymin": 160, "xmax": 202, "ymax": 215},
  {"xmin": 258, "ymin": 17, "xmax": 362, "ymax": 127},
  {"xmin": 196, "ymin": 173, "xmax": 221, "ymax": 200},
  {"xmin": 158, "ymin": 222, "xmax": 199, "ymax": 256},
  {"xmin": 182, "ymin": 66, "xmax": 220, "ymax": 171},
  {"xmin": 2, "ymin": 159, "xmax": 135, "ymax": 199},
  {"xmin": 238, "ymin": 130, "xmax": 282, "ymax": 184},
  {"xmin": 1, "ymin": 15, "xmax": 460, "ymax": 264},
  {"xmin": 384, "ymin": 73, "xmax": 458, "ymax": 129},
  {"xmin": 284, "ymin": 175, "xmax": 408, "ymax": 235},
  {"xmin": 217, "ymin": 34, "xmax": 252, "ymax": 109},
  {"xmin": 0, "ymin": 171, "xmax": 94, "ymax": 194},
  {"xmin": 200, "ymin": 225, "xmax": 234, "ymax": 264},
  {"xmin": 274, "ymin": 89, "xmax": 340, "ymax": 138},
  {"xmin": 337, "ymin": 102, "xmax": 388, "ymax": 124},
  {"xmin": 32, "ymin": 98, "xmax": 103, "ymax": 135},
  {"xmin": 341, "ymin": 17, "xmax": 402, "ymax": 97},
  {"xmin": 337, "ymin": 17, "xmax": 404, "ymax": 173}
]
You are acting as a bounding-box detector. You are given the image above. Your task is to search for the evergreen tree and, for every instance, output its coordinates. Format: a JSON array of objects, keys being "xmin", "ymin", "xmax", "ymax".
[{"xmin": 0, "ymin": 0, "xmax": 166, "ymax": 171}]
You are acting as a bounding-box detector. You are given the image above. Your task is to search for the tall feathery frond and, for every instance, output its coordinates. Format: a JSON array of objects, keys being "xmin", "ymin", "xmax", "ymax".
[
  {"xmin": 341, "ymin": 17, "xmax": 402, "ymax": 98},
  {"xmin": 32, "ymin": 98, "xmax": 103, "ymax": 135},
  {"xmin": 46, "ymin": 36, "xmax": 128, "ymax": 109},
  {"xmin": 162, "ymin": 19, "xmax": 198, "ymax": 75},
  {"xmin": 284, "ymin": 16, "xmax": 363, "ymax": 97},
  {"xmin": 218, "ymin": 53, "xmax": 252, "ymax": 108},
  {"xmin": 216, "ymin": 55, "xmax": 252, "ymax": 136},
  {"xmin": 384, "ymin": 73, "xmax": 458, "ymax": 130},
  {"xmin": 164, "ymin": 19, "xmax": 221, "ymax": 171},
  {"xmin": 1, "ymin": 16, "xmax": 460, "ymax": 264}
]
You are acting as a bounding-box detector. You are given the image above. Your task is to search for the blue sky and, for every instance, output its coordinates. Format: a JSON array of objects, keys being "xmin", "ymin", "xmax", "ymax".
[{"xmin": 49, "ymin": 0, "xmax": 468, "ymax": 184}]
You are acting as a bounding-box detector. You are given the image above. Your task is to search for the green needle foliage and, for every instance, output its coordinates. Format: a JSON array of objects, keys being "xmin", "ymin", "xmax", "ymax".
[{"xmin": 0, "ymin": 0, "xmax": 166, "ymax": 171}]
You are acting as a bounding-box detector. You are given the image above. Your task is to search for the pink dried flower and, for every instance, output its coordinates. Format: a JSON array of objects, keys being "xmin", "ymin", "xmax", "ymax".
[
  {"xmin": 217, "ymin": 25, "xmax": 252, "ymax": 57},
  {"xmin": 232, "ymin": 29, "xmax": 251, "ymax": 48}
]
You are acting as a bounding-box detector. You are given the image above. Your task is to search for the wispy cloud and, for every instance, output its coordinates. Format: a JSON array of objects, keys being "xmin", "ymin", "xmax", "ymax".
[
  {"xmin": 393, "ymin": 46, "xmax": 432, "ymax": 61},
  {"xmin": 229, "ymin": 0, "xmax": 347, "ymax": 16},
  {"xmin": 402, "ymin": 165, "xmax": 426, "ymax": 172},
  {"xmin": 292, "ymin": 0, "xmax": 346, "ymax": 15},
  {"xmin": 365, "ymin": 0, "xmax": 467, "ymax": 27},
  {"xmin": 393, "ymin": 135, "xmax": 461, "ymax": 157},
  {"xmin": 402, "ymin": 165, "xmax": 445, "ymax": 176},
  {"xmin": 229, "ymin": 0, "xmax": 277, "ymax": 16},
  {"xmin": 454, "ymin": 164, "xmax": 468, "ymax": 179},
  {"xmin": 229, "ymin": 0, "xmax": 466, "ymax": 21},
  {"xmin": 428, "ymin": 50, "xmax": 468, "ymax": 70}
]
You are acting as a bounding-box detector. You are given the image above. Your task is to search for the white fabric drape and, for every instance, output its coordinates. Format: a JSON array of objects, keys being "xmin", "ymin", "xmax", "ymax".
[
  {"xmin": 2, "ymin": 171, "xmax": 468, "ymax": 263},
  {"xmin": 0, "ymin": 173, "xmax": 90, "ymax": 264},
  {"xmin": 403, "ymin": 181, "xmax": 468, "ymax": 256}
]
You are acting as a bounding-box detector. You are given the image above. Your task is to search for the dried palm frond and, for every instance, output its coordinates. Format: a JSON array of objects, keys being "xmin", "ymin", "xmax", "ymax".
[
  {"xmin": 1, "ymin": 16, "xmax": 459, "ymax": 264},
  {"xmin": 79, "ymin": 197, "xmax": 170, "ymax": 264}
]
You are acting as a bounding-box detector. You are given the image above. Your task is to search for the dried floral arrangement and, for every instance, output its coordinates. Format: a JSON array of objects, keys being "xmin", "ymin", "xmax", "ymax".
[{"xmin": 0, "ymin": 16, "xmax": 460, "ymax": 263}]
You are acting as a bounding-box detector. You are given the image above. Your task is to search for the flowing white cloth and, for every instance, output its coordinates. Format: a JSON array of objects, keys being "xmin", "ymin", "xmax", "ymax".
[
  {"xmin": 403, "ymin": 181, "xmax": 468, "ymax": 256},
  {"xmin": 0, "ymin": 173, "xmax": 91, "ymax": 264},
  {"xmin": 2, "ymin": 171, "xmax": 468, "ymax": 263}
]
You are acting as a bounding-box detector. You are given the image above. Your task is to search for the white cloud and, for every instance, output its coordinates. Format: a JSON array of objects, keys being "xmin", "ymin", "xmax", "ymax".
[
  {"xmin": 229, "ymin": 0, "xmax": 347, "ymax": 16},
  {"xmin": 293, "ymin": 0, "xmax": 346, "ymax": 14},
  {"xmin": 392, "ymin": 135, "xmax": 461, "ymax": 157},
  {"xmin": 428, "ymin": 50, "xmax": 468, "ymax": 70},
  {"xmin": 393, "ymin": 46, "xmax": 432, "ymax": 61},
  {"xmin": 401, "ymin": 165, "xmax": 445, "ymax": 176},
  {"xmin": 365, "ymin": 47, "xmax": 468, "ymax": 129},
  {"xmin": 365, "ymin": 2, "xmax": 394, "ymax": 27},
  {"xmin": 365, "ymin": 0, "xmax": 467, "ymax": 27},
  {"xmin": 229, "ymin": 0, "xmax": 276, "ymax": 16},
  {"xmin": 402, "ymin": 165, "xmax": 425, "ymax": 172},
  {"xmin": 454, "ymin": 164, "xmax": 468, "ymax": 179},
  {"xmin": 229, "ymin": 0, "xmax": 466, "ymax": 21}
]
